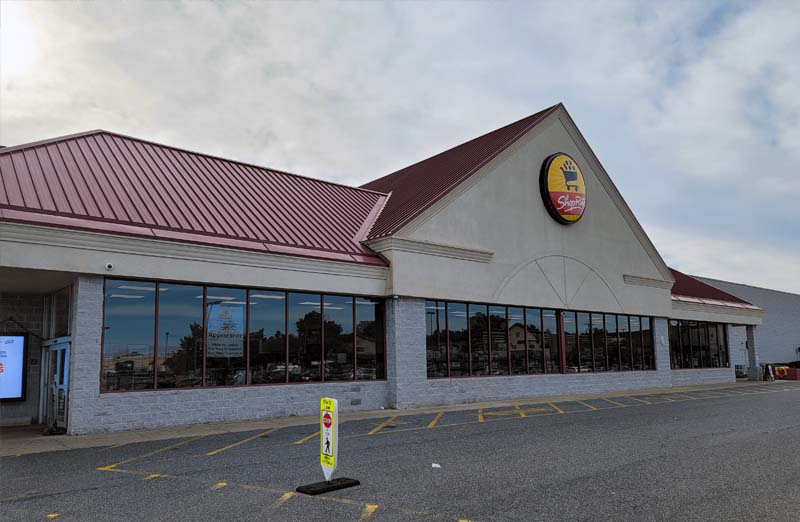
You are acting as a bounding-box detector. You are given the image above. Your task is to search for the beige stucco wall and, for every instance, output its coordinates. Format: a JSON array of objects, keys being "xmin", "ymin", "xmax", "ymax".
[{"xmin": 380, "ymin": 110, "xmax": 673, "ymax": 317}]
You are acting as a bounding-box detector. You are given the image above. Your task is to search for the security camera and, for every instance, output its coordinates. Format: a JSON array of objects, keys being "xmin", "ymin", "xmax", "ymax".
[{"xmin": 104, "ymin": 262, "xmax": 114, "ymax": 271}]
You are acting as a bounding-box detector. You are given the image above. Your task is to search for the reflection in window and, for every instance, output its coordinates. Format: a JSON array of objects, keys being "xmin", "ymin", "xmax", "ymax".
[
  {"xmin": 577, "ymin": 312, "xmax": 592, "ymax": 372},
  {"xmin": 681, "ymin": 321, "xmax": 692, "ymax": 368},
  {"xmin": 718, "ymin": 324, "xmax": 729, "ymax": 368},
  {"xmin": 489, "ymin": 306, "xmax": 508, "ymax": 375},
  {"xmin": 630, "ymin": 316, "xmax": 643, "ymax": 371},
  {"xmin": 708, "ymin": 324, "xmax": 720, "ymax": 368},
  {"xmin": 426, "ymin": 301, "xmax": 447, "ymax": 378},
  {"xmin": 448, "ymin": 303, "xmax": 469, "ymax": 376},
  {"xmin": 324, "ymin": 295, "xmax": 354, "ymax": 381},
  {"xmin": 669, "ymin": 320, "xmax": 682, "ymax": 369},
  {"xmin": 642, "ymin": 317, "xmax": 654, "ymax": 370},
  {"xmin": 470, "ymin": 304, "xmax": 489, "ymax": 376},
  {"xmin": 205, "ymin": 287, "xmax": 247, "ymax": 386},
  {"xmin": 698, "ymin": 323, "xmax": 710, "ymax": 368},
  {"xmin": 53, "ymin": 286, "xmax": 71, "ymax": 338},
  {"xmin": 508, "ymin": 307, "xmax": 526, "ymax": 375},
  {"xmin": 526, "ymin": 309, "xmax": 544, "ymax": 374},
  {"xmin": 689, "ymin": 321, "xmax": 700, "ymax": 368},
  {"xmin": 542, "ymin": 310, "xmax": 560, "ymax": 373},
  {"xmin": 606, "ymin": 315, "xmax": 619, "ymax": 371},
  {"xmin": 563, "ymin": 312, "xmax": 579, "ymax": 373},
  {"xmin": 157, "ymin": 284, "xmax": 203, "ymax": 388},
  {"xmin": 102, "ymin": 280, "xmax": 155, "ymax": 391},
  {"xmin": 669, "ymin": 320, "xmax": 730, "ymax": 369},
  {"xmin": 618, "ymin": 315, "xmax": 631, "ymax": 371},
  {"xmin": 356, "ymin": 297, "xmax": 385, "ymax": 380},
  {"xmin": 591, "ymin": 313, "xmax": 606, "ymax": 371},
  {"xmin": 288, "ymin": 293, "xmax": 322, "ymax": 382},
  {"xmin": 249, "ymin": 290, "xmax": 286, "ymax": 384}
]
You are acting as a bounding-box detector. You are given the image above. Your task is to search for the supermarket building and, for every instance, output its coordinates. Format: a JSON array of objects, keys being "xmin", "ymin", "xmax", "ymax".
[{"xmin": 0, "ymin": 104, "xmax": 765, "ymax": 434}]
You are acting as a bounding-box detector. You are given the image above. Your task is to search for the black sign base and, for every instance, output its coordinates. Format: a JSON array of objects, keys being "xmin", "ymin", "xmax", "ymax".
[{"xmin": 296, "ymin": 478, "xmax": 360, "ymax": 495}]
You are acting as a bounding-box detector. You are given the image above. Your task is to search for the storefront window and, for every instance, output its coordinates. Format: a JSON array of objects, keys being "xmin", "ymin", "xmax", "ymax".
[
  {"xmin": 323, "ymin": 295, "xmax": 354, "ymax": 381},
  {"xmin": 157, "ymin": 284, "xmax": 203, "ymax": 388},
  {"xmin": 618, "ymin": 315, "xmax": 631, "ymax": 371},
  {"xmin": 577, "ymin": 312, "xmax": 592, "ymax": 372},
  {"xmin": 563, "ymin": 312, "xmax": 579, "ymax": 373},
  {"xmin": 630, "ymin": 316, "xmax": 643, "ymax": 371},
  {"xmin": 642, "ymin": 317, "xmax": 654, "ymax": 370},
  {"xmin": 526, "ymin": 308, "xmax": 544, "ymax": 374},
  {"xmin": 288, "ymin": 293, "xmax": 322, "ymax": 382},
  {"xmin": 101, "ymin": 280, "xmax": 156, "ymax": 391},
  {"xmin": 249, "ymin": 290, "xmax": 286, "ymax": 384},
  {"xmin": 508, "ymin": 307, "xmax": 526, "ymax": 375},
  {"xmin": 489, "ymin": 306, "xmax": 509, "ymax": 375},
  {"xmin": 448, "ymin": 303, "xmax": 469, "ymax": 376},
  {"xmin": 426, "ymin": 301, "xmax": 447, "ymax": 378},
  {"xmin": 205, "ymin": 287, "xmax": 247, "ymax": 387},
  {"xmin": 718, "ymin": 324, "xmax": 729, "ymax": 368},
  {"xmin": 542, "ymin": 310, "xmax": 560, "ymax": 373},
  {"xmin": 591, "ymin": 313, "xmax": 606, "ymax": 371},
  {"xmin": 689, "ymin": 321, "xmax": 700, "ymax": 368},
  {"xmin": 669, "ymin": 320, "xmax": 730, "ymax": 370},
  {"xmin": 470, "ymin": 304, "xmax": 489, "ymax": 376},
  {"xmin": 606, "ymin": 315, "xmax": 619, "ymax": 371},
  {"xmin": 355, "ymin": 297, "xmax": 385, "ymax": 380},
  {"xmin": 681, "ymin": 321, "xmax": 692, "ymax": 368}
]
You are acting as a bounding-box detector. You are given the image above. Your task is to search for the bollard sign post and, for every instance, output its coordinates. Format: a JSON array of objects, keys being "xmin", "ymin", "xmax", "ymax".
[
  {"xmin": 320, "ymin": 397, "xmax": 337, "ymax": 481},
  {"xmin": 296, "ymin": 397, "xmax": 360, "ymax": 495}
]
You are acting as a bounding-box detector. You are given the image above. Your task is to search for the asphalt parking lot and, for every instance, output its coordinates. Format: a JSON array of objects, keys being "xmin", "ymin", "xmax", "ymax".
[{"xmin": 2, "ymin": 381, "xmax": 800, "ymax": 522}]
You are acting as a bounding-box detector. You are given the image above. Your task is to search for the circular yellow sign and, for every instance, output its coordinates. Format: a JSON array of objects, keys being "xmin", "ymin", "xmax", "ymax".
[{"xmin": 540, "ymin": 153, "xmax": 586, "ymax": 224}]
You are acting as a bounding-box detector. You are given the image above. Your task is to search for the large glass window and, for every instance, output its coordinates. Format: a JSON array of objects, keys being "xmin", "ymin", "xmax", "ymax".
[
  {"xmin": 356, "ymin": 297, "xmax": 385, "ymax": 380},
  {"xmin": 249, "ymin": 290, "xmax": 286, "ymax": 384},
  {"xmin": 669, "ymin": 320, "xmax": 729, "ymax": 370},
  {"xmin": 489, "ymin": 306, "xmax": 509, "ymax": 375},
  {"xmin": 205, "ymin": 287, "xmax": 247, "ymax": 387},
  {"xmin": 448, "ymin": 303, "xmax": 469, "ymax": 376},
  {"xmin": 591, "ymin": 313, "xmax": 606, "ymax": 371},
  {"xmin": 508, "ymin": 307, "xmax": 526, "ymax": 375},
  {"xmin": 630, "ymin": 316, "xmax": 643, "ymax": 371},
  {"xmin": 101, "ymin": 280, "xmax": 156, "ymax": 391},
  {"xmin": 426, "ymin": 301, "xmax": 448, "ymax": 378},
  {"xmin": 563, "ymin": 312, "xmax": 579, "ymax": 373},
  {"xmin": 606, "ymin": 315, "xmax": 619, "ymax": 371},
  {"xmin": 577, "ymin": 312, "xmax": 592, "ymax": 372},
  {"xmin": 618, "ymin": 315, "xmax": 631, "ymax": 371},
  {"xmin": 324, "ymin": 295, "xmax": 354, "ymax": 381},
  {"xmin": 469, "ymin": 304, "xmax": 489, "ymax": 376},
  {"xmin": 157, "ymin": 283, "xmax": 204, "ymax": 388},
  {"xmin": 526, "ymin": 308, "xmax": 544, "ymax": 374},
  {"xmin": 642, "ymin": 317, "xmax": 654, "ymax": 370},
  {"xmin": 542, "ymin": 309, "xmax": 560, "ymax": 373},
  {"xmin": 288, "ymin": 293, "xmax": 322, "ymax": 382}
]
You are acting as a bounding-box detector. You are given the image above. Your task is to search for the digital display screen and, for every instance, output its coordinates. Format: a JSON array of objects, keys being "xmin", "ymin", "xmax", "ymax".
[{"xmin": 0, "ymin": 335, "xmax": 26, "ymax": 400}]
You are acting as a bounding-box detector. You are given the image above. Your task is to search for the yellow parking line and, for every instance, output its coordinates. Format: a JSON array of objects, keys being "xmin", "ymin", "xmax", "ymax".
[
  {"xmin": 359, "ymin": 504, "xmax": 379, "ymax": 521},
  {"xmin": 602, "ymin": 397, "xmax": 627, "ymax": 407},
  {"xmin": 293, "ymin": 430, "xmax": 319, "ymax": 445},
  {"xmin": 368, "ymin": 416, "xmax": 398, "ymax": 435},
  {"xmin": 514, "ymin": 404, "xmax": 527, "ymax": 417},
  {"xmin": 206, "ymin": 428, "xmax": 278, "ymax": 456},
  {"xmin": 97, "ymin": 435, "xmax": 206, "ymax": 470},
  {"xmin": 576, "ymin": 400, "xmax": 597, "ymax": 411},
  {"xmin": 477, "ymin": 409, "xmax": 485, "ymax": 423},
  {"xmin": 211, "ymin": 482, "xmax": 228, "ymax": 490},
  {"xmin": 626, "ymin": 396, "xmax": 651, "ymax": 404},
  {"xmin": 144, "ymin": 473, "xmax": 164, "ymax": 480},
  {"xmin": 46, "ymin": 514, "xmax": 59, "ymax": 519},
  {"xmin": 273, "ymin": 491, "xmax": 295, "ymax": 507},
  {"xmin": 427, "ymin": 412, "xmax": 445, "ymax": 428},
  {"xmin": 549, "ymin": 403, "xmax": 565, "ymax": 414}
]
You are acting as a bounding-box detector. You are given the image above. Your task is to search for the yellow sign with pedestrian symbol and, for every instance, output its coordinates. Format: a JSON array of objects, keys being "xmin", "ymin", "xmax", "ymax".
[{"xmin": 320, "ymin": 397, "xmax": 338, "ymax": 481}]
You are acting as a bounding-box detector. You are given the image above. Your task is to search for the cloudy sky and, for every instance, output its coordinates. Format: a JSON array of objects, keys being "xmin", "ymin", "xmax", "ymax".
[{"xmin": 2, "ymin": 1, "xmax": 798, "ymax": 292}]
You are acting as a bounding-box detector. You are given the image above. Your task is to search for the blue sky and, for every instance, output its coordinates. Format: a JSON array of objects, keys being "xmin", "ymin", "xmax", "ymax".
[{"xmin": 1, "ymin": 1, "xmax": 798, "ymax": 292}]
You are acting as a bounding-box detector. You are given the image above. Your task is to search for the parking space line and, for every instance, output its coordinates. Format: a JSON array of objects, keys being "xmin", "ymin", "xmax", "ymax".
[
  {"xmin": 368, "ymin": 416, "xmax": 398, "ymax": 435},
  {"xmin": 97, "ymin": 435, "xmax": 206, "ymax": 470},
  {"xmin": 576, "ymin": 400, "xmax": 597, "ymax": 410},
  {"xmin": 359, "ymin": 504, "xmax": 379, "ymax": 521},
  {"xmin": 626, "ymin": 396, "xmax": 651, "ymax": 404},
  {"xmin": 293, "ymin": 430, "xmax": 319, "ymax": 445},
  {"xmin": 477, "ymin": 409, "xmax": 485, "ymax": 423},
  {"xmin": 602, "ymin": 397, "xmax": 627, "ymax": 407},
  {"xmin": 427, "ymin": 412, "xmax": 445, "ymax": 428},
  {"xmin": 46, "ymin": 514, "xmax": 59, "ymax": 519},
  {"xmin": 514, "ymin": 404, "xmax": 527, "ymax": 417},
  {"xmin": 669, "ymin": 393, "xmax": 697, "ymax": 400},
  {"xmin": 206, "ymin": 428, "xmax": 278, "ymax": 456},
  {"xmin": 273, "ymin": 491, "xmax": 295, "ymax": 507},
  {"xmin": 549, "ymin": 403, "xmax": 565, "ymax": 414},
  {"xmin": 144, "ymin": 473, "xmax": 165, "ymax": 480},
  {"xmin": 211, "ymin": 482, "xmax": 228, "ymax": 490}
]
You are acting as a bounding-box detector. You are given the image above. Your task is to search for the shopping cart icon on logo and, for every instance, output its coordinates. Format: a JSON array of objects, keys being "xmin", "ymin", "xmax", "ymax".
[{"xmin": 561, "ymin": 160, "xmax": 580, "ymax": 192}]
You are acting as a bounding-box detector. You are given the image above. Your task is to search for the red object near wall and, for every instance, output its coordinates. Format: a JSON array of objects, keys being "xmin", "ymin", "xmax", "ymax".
[{"xmin": 785, "ymin": 368, "xmax": 800, "ymax": 381}]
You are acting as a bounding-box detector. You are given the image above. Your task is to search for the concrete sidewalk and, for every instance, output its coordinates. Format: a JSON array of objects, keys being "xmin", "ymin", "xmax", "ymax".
[{"xmin": 0, "ymin": 380, "xmax": 783, "ymax": 457}]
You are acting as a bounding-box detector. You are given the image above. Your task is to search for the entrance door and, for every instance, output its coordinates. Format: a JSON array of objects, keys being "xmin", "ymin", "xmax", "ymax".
[{"xmin": 43, "ymin": 336, "xmax": 70, "ymax": 433}]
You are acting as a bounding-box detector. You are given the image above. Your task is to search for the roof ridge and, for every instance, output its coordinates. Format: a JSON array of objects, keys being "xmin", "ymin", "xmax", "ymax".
[
  {"xmin": 695, "ymin": 275, "xmax": 800, "ymax": 298},
  {"xmin": 2, "ymin": 128, "xmax": 389, "ymax": 197}
]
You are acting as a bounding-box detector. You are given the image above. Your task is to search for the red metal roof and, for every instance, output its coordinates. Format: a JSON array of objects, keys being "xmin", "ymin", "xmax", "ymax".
[
  {"xmin": 0, "ymin": 130, "xmax": 388, "ymax": 266},
  {"xmin": 361, "ymin": 104, "xmax": 560, "ymax": 239},
  {"xmin": 669, "ymin": 268, "xmax": 752, "ymax": 305}
]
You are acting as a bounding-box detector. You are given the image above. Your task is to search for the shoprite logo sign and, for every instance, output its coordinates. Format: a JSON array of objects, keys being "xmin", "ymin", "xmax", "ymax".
[{"xmin": 540, "ymin": 152, "xmax": 587, "ymax": 224}]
